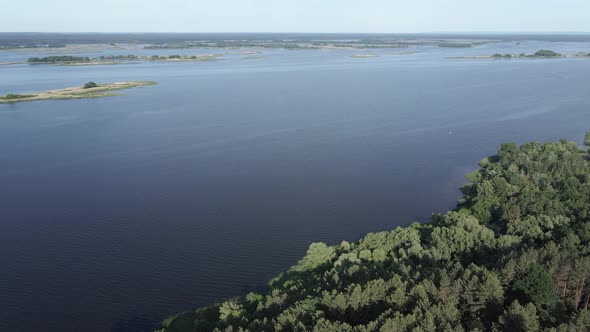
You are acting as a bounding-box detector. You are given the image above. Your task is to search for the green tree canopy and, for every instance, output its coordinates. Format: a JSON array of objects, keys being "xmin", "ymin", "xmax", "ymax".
[{"xmin": 513, "ymin": 264, "xmax": 557, "ymax": 306}]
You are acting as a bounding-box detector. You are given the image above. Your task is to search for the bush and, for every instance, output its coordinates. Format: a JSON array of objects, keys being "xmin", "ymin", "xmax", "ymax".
[
  {"xmin": 83, "ymin": 82, "xmax": 98, "ymax": 89},
  {"xmin": 0, "ymin": 93, "xmax": 35, "ymax": 100},
  {"xmin": 534, "ymin": 50, "xmax": 561, "ymax": 57}
]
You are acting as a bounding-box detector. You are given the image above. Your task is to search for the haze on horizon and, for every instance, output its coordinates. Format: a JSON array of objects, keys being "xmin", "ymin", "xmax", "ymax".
[{"xmin": 3, "ymin": 0, "xmax": 590, "ymax": 34}]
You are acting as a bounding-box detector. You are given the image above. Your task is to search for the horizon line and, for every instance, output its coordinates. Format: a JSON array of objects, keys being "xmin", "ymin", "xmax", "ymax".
[{"xmin": 2, "ymin": 31, "xmax": 590, "ymax": 35}]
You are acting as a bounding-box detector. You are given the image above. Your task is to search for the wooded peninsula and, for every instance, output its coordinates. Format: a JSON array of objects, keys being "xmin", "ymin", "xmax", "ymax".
[{"xmin": 158, "ymin": 135, "xmax": 590, "ymax": 332}]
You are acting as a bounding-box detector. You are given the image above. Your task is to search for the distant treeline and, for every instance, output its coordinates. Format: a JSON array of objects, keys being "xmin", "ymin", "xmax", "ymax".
[
  {"xmin": 27, "ymin": 56, "xmax": 90, "ymax": 63},
  {"xmin": 27, "ymin": 55, "xmax": 141, "ymax": 63},
  {"xmin": 24, "ymin": 54, "xmax": 221, "ymax": 65},
  {"xmin": 149, "ymin": 54, "xmax": 217, "ymax": 60},
  {"xmin": 493, "ymin": 53, "xmax": 514, "ymax": 58},
  {"xmin": 0, "ymin": 44, "xmax": 65, "ymax": 50},
  {"xmin": 492, "ymin": 50, "xmax": 563, "ymax": 59},
  {"xmin": 97, "ymin": 54, "xmax": 139, "ymax": 60}
]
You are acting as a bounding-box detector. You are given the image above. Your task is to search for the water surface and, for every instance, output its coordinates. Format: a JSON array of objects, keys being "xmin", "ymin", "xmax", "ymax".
[{"xmin": 1, "ymin": 38, "xmax": 590, "ymax": 331}]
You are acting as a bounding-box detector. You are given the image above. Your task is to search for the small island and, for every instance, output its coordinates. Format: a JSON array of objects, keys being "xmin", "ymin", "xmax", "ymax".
[
  {"xmin": 450, "ymin": 49, "xmax": 565, "ymax": 60},
  {"xmin": 26, "ymin": 55, "xmax": 139, "ymax": 66},
  {"xmin": 0, "ymin": 81, "xmax": 156, "ymax": 104},
  {"xmin": 147, "ymin": 54, "xmax": 220, "ymax": 62}
]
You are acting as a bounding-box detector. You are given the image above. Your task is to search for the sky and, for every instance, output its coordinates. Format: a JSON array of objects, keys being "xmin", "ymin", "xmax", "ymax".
[{"xmin": 3, "ymin": 0, "xmax": 590, "ymax": 33}]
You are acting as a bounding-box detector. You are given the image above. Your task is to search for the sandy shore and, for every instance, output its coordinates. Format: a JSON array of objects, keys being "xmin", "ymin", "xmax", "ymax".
[
  {"xmin": 0, "ymin": 81, "xmax": 157, "ymax": 104},
  {"xmin": 351, "ymin": 54, "xmax": 379, "ymax": 58}
]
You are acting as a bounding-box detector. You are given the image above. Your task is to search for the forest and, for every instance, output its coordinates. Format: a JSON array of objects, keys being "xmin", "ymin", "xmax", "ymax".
[{"xmin": 158, "ymin": 137, "xmax": 590, "ymax": 332}]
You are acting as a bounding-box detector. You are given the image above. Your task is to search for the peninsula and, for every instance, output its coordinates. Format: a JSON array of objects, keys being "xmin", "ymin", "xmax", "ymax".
[{"xmin": 0, "ymin": 81, "xmax": 156, "ymax": 104}]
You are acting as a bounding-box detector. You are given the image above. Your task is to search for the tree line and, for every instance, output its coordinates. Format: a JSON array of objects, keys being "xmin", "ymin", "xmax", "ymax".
[{"xmin": 27, "ymin": 56, "xmax": 90, "ymax": 63}]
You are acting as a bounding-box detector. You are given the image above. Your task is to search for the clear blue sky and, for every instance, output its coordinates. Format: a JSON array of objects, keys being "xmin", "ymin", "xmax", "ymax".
[{"xmin": 3, "ymin": 0, "xmax": 590, "ymax": 33}]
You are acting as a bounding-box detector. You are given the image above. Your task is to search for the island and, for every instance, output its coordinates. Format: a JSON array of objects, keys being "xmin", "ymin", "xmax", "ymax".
[
  {"xmin": 0, "ymin": 81, "xmax": 156, "ymax": 104},
  {"xmin": 27, "ymin": 55, "xmax": 94, "ymax": 63},
  {"xmin": 450, "ymin": 49, "xmax": 565, "ymax": 60},
  {"xmin": 585, "ymin": 132, "xmax": 590, "ymax": 146},
  {"xmin": 24, "ymin": 54, "xmax": 221, "ymax": 66},
  {"xmin": 158, "ymin": 136, "xmax": 590, "ymax": 332},
  {"xmin": 147, "ymin": 54, "xmax": 220, "ymax": 62}
]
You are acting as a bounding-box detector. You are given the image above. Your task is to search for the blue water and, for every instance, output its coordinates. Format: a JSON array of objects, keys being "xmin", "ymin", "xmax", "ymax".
[{"xmin": 1, "ymin": 40, "xmax": 590, "ymax": 331}]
